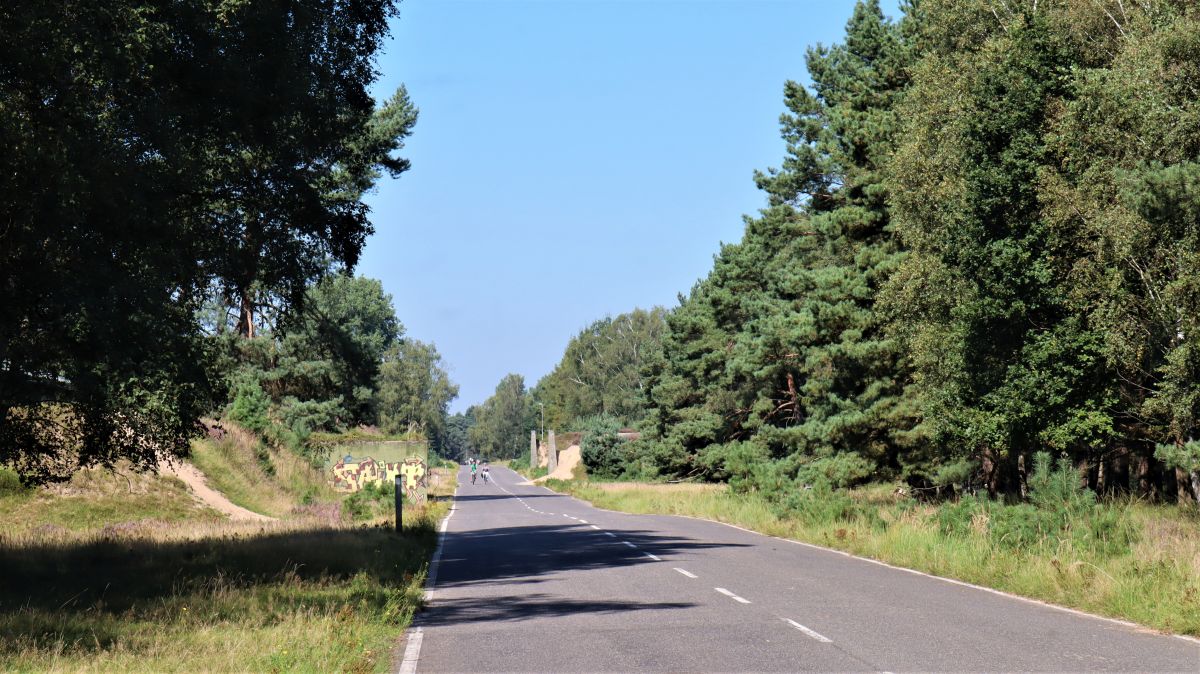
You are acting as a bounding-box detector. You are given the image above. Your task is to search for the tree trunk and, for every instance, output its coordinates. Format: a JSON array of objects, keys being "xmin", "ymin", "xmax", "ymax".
[
  {"xmin": 1017, "ymin": 453, "xmax": 1028, "ymax": 500},
  {"xmin": 1176, "ymin": 467, "xmax": 1195, "ymax": 504},
  {"xmin": 236, "ymin": 290, "xmax": 255, "ymax": 339},
  {"xmin": 786, "ymin": 372, "xmax": 800, "ymax": 422},
  {"xmin": 1109, "ymin": 447, "xmax": 1130, "ymax": 496},
  {"xmin": 1136, "ymin": 453, "xmax": 1159, "ymax": 502},
  {"xmin": 982, "ymin": 448, "xmax": 999, "ymax": 499}
]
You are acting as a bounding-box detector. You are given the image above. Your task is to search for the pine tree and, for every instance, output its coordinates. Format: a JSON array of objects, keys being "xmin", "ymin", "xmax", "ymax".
[
  {"xmin": 885, "ymin": 5, "xmax": 1114, "ymax": 496},
  {"xmin": 643, "ymin": 1, "xmax": 919, "ymax": 486}
]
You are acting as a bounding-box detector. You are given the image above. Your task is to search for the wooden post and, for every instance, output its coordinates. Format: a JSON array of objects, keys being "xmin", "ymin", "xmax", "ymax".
[{"xmin": 395, "ymin": 474, "xmax": 403, "ymax": 533}]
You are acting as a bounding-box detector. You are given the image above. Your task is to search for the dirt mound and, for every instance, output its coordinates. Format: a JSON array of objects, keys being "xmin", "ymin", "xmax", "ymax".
[
  {"xmin": 535, "ymin": 444, "xmax": 582, "ymax": 482},
  {"xmin": 158, "ymin": 459, "xmax": 274, "ymax": 522}
]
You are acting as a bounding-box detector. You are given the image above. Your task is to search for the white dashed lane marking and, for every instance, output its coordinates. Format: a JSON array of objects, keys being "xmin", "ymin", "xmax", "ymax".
[
  {"xmin": 603, "ymin": 532, "xmax": 617, "ymax": 538},
  {"xmin": 621, "ymin": 541, "xmax": 637, "ymax": 548},
  {"xmin": 715, "ymin": 587, "xmax": 751, "ymax": 604},
  {"xmin": 674, "ymin": 568, "xmax": 697, "ymax": 578},
  {"xmin": 784, "ymin": 619, "xmax": 832, "ymax": 643},
  {"xmin": 642, "ymin": 552, "xmax": 661, "ymax": 561},
  {"xmin": 590, "ymin": 525, "xmax": 602, "ymax": 530}
]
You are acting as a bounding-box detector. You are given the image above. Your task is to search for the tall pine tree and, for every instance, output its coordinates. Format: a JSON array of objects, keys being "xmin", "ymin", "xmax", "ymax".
[{"xmin": 643, "ymin": 1, "xmax": 918, "ymax": 488}]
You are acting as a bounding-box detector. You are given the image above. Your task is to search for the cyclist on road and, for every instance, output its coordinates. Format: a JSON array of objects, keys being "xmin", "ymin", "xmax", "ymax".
[
  {"xmin": 469, "ymin": 458, "xmax": 478, "ymax": 485},
  {"xmin": 481, "ymin": 462, "xmax": 490, "ymax": 484}
]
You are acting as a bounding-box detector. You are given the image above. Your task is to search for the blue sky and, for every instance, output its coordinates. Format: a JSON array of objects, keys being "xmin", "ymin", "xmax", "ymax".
[{"xmin": 360, "ymin": 0, "xmax": 903, "ymax": 411}]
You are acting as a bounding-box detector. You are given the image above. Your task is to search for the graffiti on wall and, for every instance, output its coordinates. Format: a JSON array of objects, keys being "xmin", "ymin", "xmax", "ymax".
[{"xmin": 331, "ymin": 455, "xmax": 428, "ymax": 504}]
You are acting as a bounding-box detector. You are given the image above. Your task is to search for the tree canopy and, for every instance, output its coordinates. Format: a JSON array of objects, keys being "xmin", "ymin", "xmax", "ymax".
[
  {"xmin": 0, "ymin": 0, "xmax": 412, "ymax": 481},
  {"xmin": 533, "ymin": 308, "xmax": 667, "ymax": 431}
]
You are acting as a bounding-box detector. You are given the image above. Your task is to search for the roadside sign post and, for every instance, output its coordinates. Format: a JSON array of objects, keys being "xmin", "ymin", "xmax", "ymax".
[{"xmin": 395, "ymin": 474, "xmax": 403, "ymax": 532}]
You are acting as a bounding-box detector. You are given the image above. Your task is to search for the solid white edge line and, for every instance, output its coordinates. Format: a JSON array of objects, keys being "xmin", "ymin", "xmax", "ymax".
[
  {"xmin": 674, "ymin": 567, "xmax": 698, "ymax": 579},
  {"xmin": 400, "ymin": 477, "xmax": 458, "ymax": 674},
  {"xmin": 424, "ymin": 485, "xmax": 457, "ymax": 602},
  {"xmin": 667, "ymin": 513, "xmax": 1200, "ymax": 646},
  {"xmin": 714, "ymin": 587, "xmax": 751, "ymax": 604},
  {"xmin": 535, "ymin": 474, "xmax": 1200, "ymax": 647},
  {"xmin": 785, "ymin": 618, "xmax": 832, "ymax": 643},
  {"xmin": 397, "ymin": 627, "xmax": 423, "ymax": 674}
]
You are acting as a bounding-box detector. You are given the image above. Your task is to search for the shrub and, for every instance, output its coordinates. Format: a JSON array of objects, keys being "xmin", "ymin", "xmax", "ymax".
[
  {"xmin": 0, "ymin": 467, "xmax": 26, "ymax": 496},
  {"xmin": 579, "ymin": 415, "xmax": 626, "ymax": 479},
  {"xmin": 931, "ymin": 453, "xmax": 1137, "ymax": 556},
  {"xmin": 795, "ymin": 452, "xmax": 876, "ymax": 489},
  {"xmin": 227, "ymin": 377, "xmax": 271, "ymax": 434}
]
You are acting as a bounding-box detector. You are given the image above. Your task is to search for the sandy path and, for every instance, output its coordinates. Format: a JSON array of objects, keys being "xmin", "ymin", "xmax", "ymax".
[
  {"xmin": 158, "ymin": 459, "xmax": 275, "ymax": 522},
  {"xmin": 533, "ymin": 444, "xmax": 582, "ymax": 483}
]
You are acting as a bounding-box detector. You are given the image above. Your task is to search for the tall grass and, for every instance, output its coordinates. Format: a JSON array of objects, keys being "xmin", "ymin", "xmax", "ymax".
[
  {"xmin": 189, "ymin": 424, "xmax": 337, "ymax": 517},
  {"xmin": 550, "ymin": 478, "xmax": 1200, "ymax": 636}
]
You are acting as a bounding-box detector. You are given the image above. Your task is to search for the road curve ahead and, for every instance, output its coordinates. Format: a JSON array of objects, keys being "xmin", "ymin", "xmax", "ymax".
[{"xmin": 405, "ymin": 466, "xmax": 1199, "ymax": 673}]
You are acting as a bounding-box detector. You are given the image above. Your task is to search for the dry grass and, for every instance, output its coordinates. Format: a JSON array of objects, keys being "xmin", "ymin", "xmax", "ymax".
[
  {"xmin": 0, "ymin": 449, "xmax": 457, "ymax": 671},
  {"xmin": 0, "ymin": 463, "xmax": 222, "ymax": 536},
  {"xmin": 0, "ymin": 503, "xmax": 448, "ymax": 672},
  {"xmin": 590, "ymin": 481, "xmax": 725, "ymax": 494},
  {"xmin": 189, "ymin": 425, "xmax": 336, "ymax": 518}
]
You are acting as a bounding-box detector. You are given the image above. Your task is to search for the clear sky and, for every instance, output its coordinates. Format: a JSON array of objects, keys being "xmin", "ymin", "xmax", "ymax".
[{"xmin": 359, "ymin": 0, "xmax": 902, "ymax": 411}]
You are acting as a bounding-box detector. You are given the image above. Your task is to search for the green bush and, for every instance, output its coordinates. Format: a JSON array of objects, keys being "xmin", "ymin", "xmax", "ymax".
[
  {"xmin": 775, "ymin": 480, "xmax": 880, "ymax": 528},
  {"xmin": 228, "ymin": 377, "xmax": 271, "ymax": 434},
  {"xmin": 0, "ymin": 467, "xmax": 26, "ymax": 496},
  {"xmin": 579, "ymin": 415, "xmax": 626, "ymax": 479},
  {"xmin": 932, "ymin": 453, "xmax": 1137, "ymax": 556},
  {"xmin": 508, "ymin": 455, "xmax": 530, "ymax": 473},
  {"xmin": 343, "ymin": 480, "xmax": 396, "ymax": 522},
  {"xmin": 795, "ymin": 452, "xmax": 875, "ymax": 489},
  {"xmin": 937, "ymin": 496, "xmax": 984, "ymax": 538}
]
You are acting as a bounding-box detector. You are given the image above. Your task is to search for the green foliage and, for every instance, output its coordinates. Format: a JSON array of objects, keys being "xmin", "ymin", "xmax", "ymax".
[
  {"xmin": 1155, "ymin": 441, "xmax": 1200, "ymax": 473},
  {"xmin": 533, "ymin": 308, "xmax": 667, "ymax": 430},
  {"xmin": 469, "ymin": 375, "xmax": 533, "ymax": 459},
  {"xmin": 228, "ymin": 378, "xmax": 271, "ymax": 435},
  {"xmin": 441, "ymin": 410, "xmax": 476, "ymax": 462},
  {"xmin": 0, "ymin": 0, "xmax": 408, "ymax": 482},
  {"xmin": 642, "ymin": 0, "xmax": 920, "ymax": 485},
  {"xmin": 0, "ymin": 467, "xmax": 26, "ymax": 497},
  {"xmin": 376, "ymin": 339, "xmax": 459, "ymax": 451},
  {"xmin": 273, "ymin": 275, "xmax": 402, "ymax": 425},
  {"xmin": 935, "ymin": 453, "xmax": 1136, "ymax": 556},
  {"xmin": 578, "ymin": 415, "xmax": 626, "ymax": 480},
  {"xmin": 343, "ymin": 480, "xmax": 396, "ymax": 522}
]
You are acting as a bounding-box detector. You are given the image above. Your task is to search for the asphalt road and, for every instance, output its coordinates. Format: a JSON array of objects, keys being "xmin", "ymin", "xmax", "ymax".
[{"xmin": 402, "ymin": 465, "xmax": 1200, "ymax": 673}]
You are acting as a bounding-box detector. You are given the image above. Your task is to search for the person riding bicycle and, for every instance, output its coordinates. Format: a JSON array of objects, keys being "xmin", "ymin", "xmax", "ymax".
[
  {"xmin": 469, "ymin": 458, "xmax": 478, "ymax": 484},
  {"xmin": 481, "ymin": 462, "xmax": 490, "ymax": 484}
]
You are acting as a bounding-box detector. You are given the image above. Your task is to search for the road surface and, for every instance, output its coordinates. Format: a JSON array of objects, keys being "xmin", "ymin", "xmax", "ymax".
[{"xmin": 402, "ymin": 466, "xmax": 1199, "ymax": 672}]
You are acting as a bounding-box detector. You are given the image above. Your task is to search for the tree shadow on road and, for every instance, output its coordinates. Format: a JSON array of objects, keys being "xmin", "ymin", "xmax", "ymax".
[
  {"xmin": 434, "ymin": 523, "xmax": 749, "ymax": 590},
  {"xmin": 417, "ymin": 593, "xmax": 695, "ymax": 626}
]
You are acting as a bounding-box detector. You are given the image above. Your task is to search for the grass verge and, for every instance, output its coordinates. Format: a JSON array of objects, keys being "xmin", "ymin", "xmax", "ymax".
[
  {"xmin": 544, "ymin": 479, "xmax": 1200, "ymax": 636},
  {"xmin": 0, "ymin": 464, "xmax": 221, "ymax": 535},
  {"xmin": 0, "ymin": 502, "xmax": 449, "ymax": 673}
]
